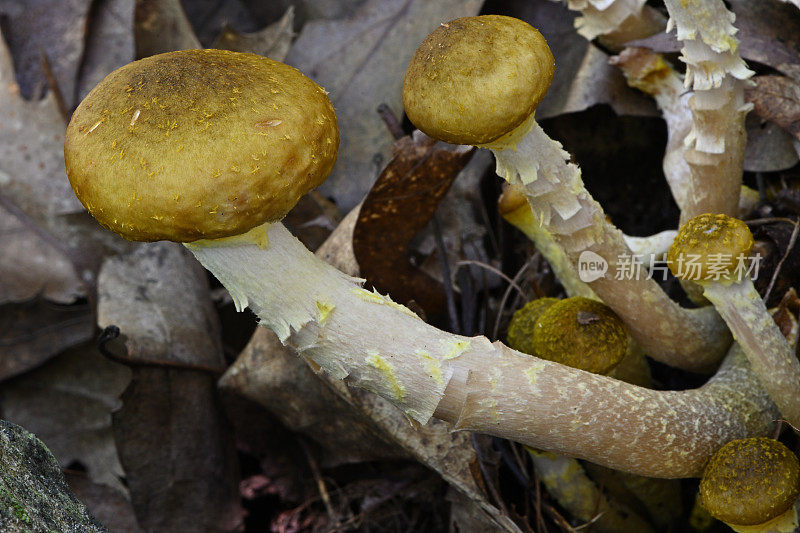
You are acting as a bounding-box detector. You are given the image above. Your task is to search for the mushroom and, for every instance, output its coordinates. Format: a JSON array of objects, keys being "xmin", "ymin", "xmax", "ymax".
[
  {"xmin": 531, "ymin": 297, "xmax": 627, "ymax": 375},
  {"xmin": 402, "ymin": 15, "xmax": 730, "ymax": 372},
  {"xmin": 700, "ymin": 437, "xmax": 800, "ymax": 532},
  {"xmin": 668, "ymin": 213, "xmax": 800, "ymax": 429},
  {"xmin": 66, "ymin": 48, "xmax": 783, "ymax": 478},
  {"xmin": 506, "ymin": 297, "xmax": 559, "ymax": 357}
]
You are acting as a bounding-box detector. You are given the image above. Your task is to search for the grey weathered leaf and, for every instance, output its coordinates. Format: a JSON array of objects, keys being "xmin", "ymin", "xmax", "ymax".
[
  {"xmin": 77, "ymin": 0, "xmax": 135, "ymax": 102},
  {"xmin": 0, "ymin": 0, "xmax": 92, "ymax": 107},
  {"xmin": 98, "ymin": 242, "xmax": 242, "ymax": 532},
  {"xmin": 66, "ymin": 473, "xmax": 143, "ymax": 533},
  {"xmin": 503, "ymin": 0, "xmax": 658, "ymax": 121},
  {"xmin": 0, "ymin": 298, "xmax": 93, "ymax": 382},
  {"xmin": 0, "ymin": 29, "xmax": 81, "ymax": 217},
  {"xmin": 0, "ymin": 206, "xmax": 82, "ymax": 304},
  {"xmin": 212, "ymin": 7, "xmax": 294, "ymax": 61},
  {"xmin": 0, "ymin": 344, "xmax": 131, "ymax": 491},
  {"xmin": 285, "ymin": 0, "xmax": 484, "ymax": 210},
  {"xmin": 744, "ymin": 115, "xmax": 799, "ymax": 172},
  {"xmin": 134, "ymin": 0, "xmax": 200, "ymax": 58}
]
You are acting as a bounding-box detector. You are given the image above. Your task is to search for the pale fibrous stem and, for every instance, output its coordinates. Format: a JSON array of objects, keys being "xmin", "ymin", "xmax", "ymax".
[
  {"xmin": 702, "ymin": 279, "xmax": 800, "ymax": 428},
  {"xmin": 484, "ymin": 118, "xmax": 730, "ymax": 371},
  {"xmin": 187, "ymin": 222, "xmax": 778, "ymax": 478},
  {"xmin": 662, "ymin": 0, "xmax": 753, "ymax": 223}
]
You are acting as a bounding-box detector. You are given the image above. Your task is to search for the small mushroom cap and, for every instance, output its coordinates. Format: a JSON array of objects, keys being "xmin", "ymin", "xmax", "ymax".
[
  {"xmin": 532, "ymin": 297, "xmax": 627, "ymax": 375},
  {"xmin": 507, "ymin": 298, "xmax": 559, "ymax": 356},
  {"xmin": 65, "ymin": 49, "xmax": 339, "ymax": 242},
  {"xmin": 667, "ymin": 213, "xmax": 754, "ymax": 282},
  {"xmin": 402, "ymin": 15, "xmax": 554, "ymax": 146},
  {"xmin": 700, "ymin": 437, "xmax": 800, "ymax": 526}
]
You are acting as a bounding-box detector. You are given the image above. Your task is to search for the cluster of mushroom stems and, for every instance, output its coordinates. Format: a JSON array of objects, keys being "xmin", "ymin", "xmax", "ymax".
[{"xmin": 63, "ymin": 3, "xmax": 800, "ymax": 531}]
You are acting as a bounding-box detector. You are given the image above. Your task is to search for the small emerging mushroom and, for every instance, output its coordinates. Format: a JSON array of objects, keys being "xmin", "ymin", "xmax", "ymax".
[
  {"xmin": 668, "ymin": 213, "xmax": 800, "ymax": 428},
  {"xmin": 700, "ymin": 437, "xmax": 800, "ymax": 532}
]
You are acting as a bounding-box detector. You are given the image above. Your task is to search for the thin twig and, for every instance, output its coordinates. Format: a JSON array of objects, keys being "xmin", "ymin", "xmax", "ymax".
[
  {"xmin": 40, "ymin": 50, "xmax": 69, "ymax": 121},
  {"xmin": 432, "ymin": 213, "xmax": 460, "ymax": 334},
  {"xmin": 97, "ymin": 325, "xmax": 225, "ymax": 375},
  {"xmin": 491, "ymin": 257, "xmax": 533, "ymax": 340},
  {"xmin": 455, "ymin": 259, "xmax": 527, "ymax": 298},
  {"xmin": 764, "ymin": 218, "xmax": 799, "ymax": 303},
  {"xmin": 298, "ymin": 438, "xmax": 338, "ymax": 526},
  {"xmin": 377, "ymin": 103, "xmax": 405, "ymax": 140}
]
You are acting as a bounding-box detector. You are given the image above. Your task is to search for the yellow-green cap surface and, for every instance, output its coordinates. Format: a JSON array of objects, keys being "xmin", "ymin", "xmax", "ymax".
[
  {"xmin": 700, "ymin": 437, "xmax": 800, "ymax": 526},
  {"xmin": 403, "ymin": 15, "xmax": 554, "ymax": 146},
  {"xmin": 65, "ymin": 49, "xmax": 339, "ymax": 242},
  {"xmin": 532, "ymin": 297, "xmax": 627, "ymax": 375},
  {"xmin": 667, "ymin": 213, "xmax": 754, "ymax": 282}
]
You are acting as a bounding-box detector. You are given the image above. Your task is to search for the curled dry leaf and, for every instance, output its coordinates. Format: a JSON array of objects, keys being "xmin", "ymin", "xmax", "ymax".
[
  {"xmin": 285, "ymin": 0, "xmax": 483, "ymax": 210},
  {"xmin": 98, "ymin": 242, "xmax": 242, "ymax": 532},
  {"xmin": 352, "ymin": 132, "xmax": 473, "ymax": 321},
  {"xmin": 0, "ymin": 343, "xmax": 130, "ymax": 491},
  {"xmin": 212, "ymin": 6, "xmax": 294, "ymax": 62}
]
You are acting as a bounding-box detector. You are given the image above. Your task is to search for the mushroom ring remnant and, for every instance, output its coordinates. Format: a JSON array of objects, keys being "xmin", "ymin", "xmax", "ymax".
[{"xmin": 65, "ymin": 49, "xmax": 338, "ymax": 243}]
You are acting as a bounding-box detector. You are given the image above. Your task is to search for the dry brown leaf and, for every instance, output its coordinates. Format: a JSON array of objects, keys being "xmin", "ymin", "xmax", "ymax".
[
  {"xmin": 66, "ymin": 472, "xmax": 143, "ymax": 533},
  {"xmin": 212, "ymin": 7, "xmax": 294, "ymax": 61},
  {"xmin": 0, "ymin": 206, "xmax": 82, "ymax": 304},
  {"xmin": 0, "ymin": 343, "xmax": 130, "ymax": 490},
  {"xmin": 97, "ymin": 242, "xmax": 241, "ymax": 532},
  {"xmin": 285, "ymin": 0, "xmax": 484, "ymax": 210},
  {"xmin": 746, "ymin": 75, "xmax": 800, "ymax": 141},
  {"xmin": 0, "ymin": 298, "xmax": 93, "ymax": 381},
  {"xmin": 352, "ymin": 132, "xmax": 473, "ymax": 321}
]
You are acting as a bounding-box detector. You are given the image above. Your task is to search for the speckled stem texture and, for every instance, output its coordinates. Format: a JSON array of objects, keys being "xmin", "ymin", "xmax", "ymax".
[
  {"xmin": 703, "ymin": 280, "xmax": 800, "ymax": 428},
  {"xmin": 662, "ymin": 0, "xmax": 753, "ymax": 223},
  {"xmin": 189, "ymin": 223, "xmax": 778, "ymax": 477},
  {"xmin": 488, "ymin": 121, "xmax": 730, "ymax": 371}
]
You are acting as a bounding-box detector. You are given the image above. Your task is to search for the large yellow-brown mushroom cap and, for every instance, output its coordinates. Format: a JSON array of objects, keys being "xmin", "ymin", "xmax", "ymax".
[
  {"xmin": 507, "ymin": 298, "xmax": 559, "ymax": 356},
  {"xmin": 667, "ymin": 213, "xmax": 754, "ymax": 282},
  {"xmin": 65, "ymin": 49, "xmax": 339, "ymax": 242},
  {"xmin": 531, "ymin": 297, "xmax": 627, "ymax": 375},
  {"xmin": 402, "ymin": 15, "xmax": 554, "ymax": 146},
  {"xmin": 700, "ymin": 437, "xmax": 800, "ymax": 526}
]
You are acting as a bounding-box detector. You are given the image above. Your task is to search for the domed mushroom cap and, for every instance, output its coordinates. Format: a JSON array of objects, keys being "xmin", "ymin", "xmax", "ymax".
[
  {"xmin": 507, "ymin": 298, "xmax": 559, "ymax": 356},
  {"xmin": 532, "ymin": 297, "xmax": 627, "ymax": 375},
  {"xmin": 65, "ymin": 49, "xmax": 339, "ymax": 242},
  {"xmin": 667, "ymin": 213, "xmax": 754, "ymax": 282},
  {"xmin": 402, "ymin": 15, "xmax": 554, "ymax": 146},
  {"xmin": 700, "ymin": 437, "xmax": 800, "ymax": 526}
]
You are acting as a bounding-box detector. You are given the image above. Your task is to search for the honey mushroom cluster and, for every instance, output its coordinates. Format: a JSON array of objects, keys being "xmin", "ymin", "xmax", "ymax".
[{"xmin": 63, "ymin": 10, "xmax": 797, "ymax": 515}]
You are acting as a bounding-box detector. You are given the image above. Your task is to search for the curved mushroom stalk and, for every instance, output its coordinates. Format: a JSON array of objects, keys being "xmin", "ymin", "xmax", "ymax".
[
  {"xmin": 485, "ymin": 118, "xmax": 729, "ymax": 370},
  {"xmin": 189, "ymin": 222, "xmax": 780, "ymax": 479}
]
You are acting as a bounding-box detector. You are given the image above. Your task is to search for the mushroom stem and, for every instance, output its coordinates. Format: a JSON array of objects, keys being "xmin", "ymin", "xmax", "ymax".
[
  {"xmin": 486, "ymin": 118, "xmax": 730, "ymax": 371},
  {"xmin": 702, "ymin": 280, "xmax": 800, "ymax": 428},
  {"xmin": 661, "ymin": 0, "xmax": 753, "ymax": 223},
  {"xmin": 188, "ymin": 222, "xmax": 779, "ymax": 478}
]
